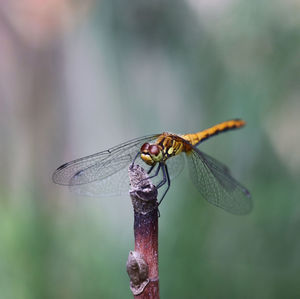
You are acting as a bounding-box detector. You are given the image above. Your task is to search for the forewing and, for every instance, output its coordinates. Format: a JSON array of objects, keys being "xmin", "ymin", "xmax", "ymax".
[
  {"xmin": 71, "ymin": 152, "xmax": 185, "ymax": 197},
  {"xmin": 69, "ymin": 165, "xmax": 130, "ymax": 197},
  {"xmin": 52, "ymin": 134, "xmax": 159, "ymax": 186},
  {"xmin": 69, "ymin": 155, "xmax": 149, "ymax": 197},
  {"xmin": 187, "ymin": 148, "xmax": 252, "ymax": 214}
]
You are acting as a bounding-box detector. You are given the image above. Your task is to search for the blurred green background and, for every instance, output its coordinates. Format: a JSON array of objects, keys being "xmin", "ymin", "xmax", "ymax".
[{"xmin": 1, "ymin": 0, "xmax": 300, "ymax": 298}]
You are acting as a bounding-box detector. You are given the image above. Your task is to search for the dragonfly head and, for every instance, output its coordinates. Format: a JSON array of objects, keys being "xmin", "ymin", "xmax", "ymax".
[{"xmin": 140, "ymin": 143, "xmax": 163, "ymax": 165}]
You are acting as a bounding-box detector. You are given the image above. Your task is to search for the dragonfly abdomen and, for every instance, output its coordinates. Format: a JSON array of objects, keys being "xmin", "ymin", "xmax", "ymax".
[{"xmin": 182, "ymin": 119, "xmax": 246, "ymax": 146}]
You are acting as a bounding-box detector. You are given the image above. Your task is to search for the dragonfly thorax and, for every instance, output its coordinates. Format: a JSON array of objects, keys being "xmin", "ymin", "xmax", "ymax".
[{"xmin": 140, "ymin": 143, "xmax": 164, "ymax": 165}]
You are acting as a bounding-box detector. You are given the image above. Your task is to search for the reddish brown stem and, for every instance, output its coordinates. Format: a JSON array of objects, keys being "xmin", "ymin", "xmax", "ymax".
[
  {"xmin": 127, "ymin": 165, "xmax": 160, "ymax": 299},
  {"xmin": 134, "ymin": 209, "xmax": 159, "ymax": 299}
]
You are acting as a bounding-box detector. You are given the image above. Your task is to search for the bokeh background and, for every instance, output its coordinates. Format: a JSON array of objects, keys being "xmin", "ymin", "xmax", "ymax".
[{"xmin": 1, "ymin": 0, "xmax": 300, "ymax": 298}]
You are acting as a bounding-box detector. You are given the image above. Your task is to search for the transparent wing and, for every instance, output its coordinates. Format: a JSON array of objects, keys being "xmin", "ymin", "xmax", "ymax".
[
  {"xmin": 69, "ymin": 155, "xmax": 147, "ymax": 197},
  {"xmin": 52, "ymin": 134, "xmax": 159, "ymax": 186},
  {"xmin": 70, "ymin": 153, "xmax": 186, "ymax": 197},
  {"xmin": 69, "ymin": 164, "xmax": 131, "ymax": 197},
  {"xmin": 187, "ymin": 148, "xmax": 252, "ymax": 214}
]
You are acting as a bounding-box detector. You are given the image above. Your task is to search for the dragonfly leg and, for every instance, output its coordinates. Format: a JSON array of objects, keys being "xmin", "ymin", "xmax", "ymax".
[
  {"xmin": 130, "ymin": 151, "xmax": 140, "ymax": 168},
  {"xmin": 147, "ymin": 164, "xmax": 156, "ymax": 174},
  {"xmin": 158, "ymin": 164, "xmax": 170, "ymax": 205},
  {"xmin": 156, "ymin": 163, "xmax": 167, "ymax": 189},
  {"xmin": 138, "ymin": 163, "xmax": 161, "ymax": 185},
  {"xmin": 147, "ymin": 163, "xmax": 161, "ymax": 179}
]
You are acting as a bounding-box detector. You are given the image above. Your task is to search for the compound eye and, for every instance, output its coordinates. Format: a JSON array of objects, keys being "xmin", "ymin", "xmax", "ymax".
[
  {"xmin": 141, "ymin": 143, "xmax": 150, "ymax": 153},
  {"xmin": 149, "ymin": 144, "xmax": 160, "ymax": 156}
]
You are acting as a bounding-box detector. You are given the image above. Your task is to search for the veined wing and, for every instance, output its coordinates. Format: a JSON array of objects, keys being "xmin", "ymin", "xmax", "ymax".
[
  {"xmin": 187, "ymin": 147, "xmax": 252, "ymax": 214},
  {"xmin": 69, "ymin": 164, "xmax": 132, "ymax": 197},
  {"xmin": 70, "ymin": 150, "xmax": 186, "ymax": 197},
  {"xmin": 52, "ymin": 134, "xmax": 159, "ymax": 186}
]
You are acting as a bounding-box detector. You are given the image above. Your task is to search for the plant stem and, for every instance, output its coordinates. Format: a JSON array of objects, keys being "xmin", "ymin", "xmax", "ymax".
[{"xmin": 127, "ymin": 165, "xmax": 160, "ymax": 299}]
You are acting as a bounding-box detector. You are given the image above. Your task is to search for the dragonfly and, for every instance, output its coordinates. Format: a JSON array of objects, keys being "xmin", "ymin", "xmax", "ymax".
[{"xmin": 53, "ymin": 119, "xmax": 252, "ymax": 214}]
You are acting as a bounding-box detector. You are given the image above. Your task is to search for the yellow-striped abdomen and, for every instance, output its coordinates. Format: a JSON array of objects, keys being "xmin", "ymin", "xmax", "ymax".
[{"xmin": 181, "ymin": 119, "xmax": 246, "ymax": 147}]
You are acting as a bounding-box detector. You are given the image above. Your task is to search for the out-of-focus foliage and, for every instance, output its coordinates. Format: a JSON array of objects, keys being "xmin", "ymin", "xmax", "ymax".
[{"xmin": 1, "ymin": 0, "xmax": 300, "ymax": 298}]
